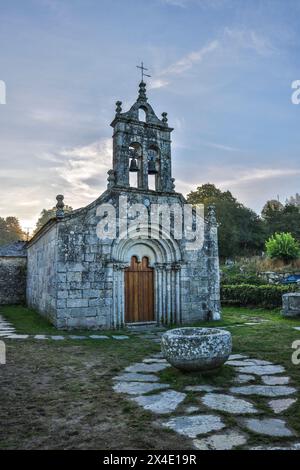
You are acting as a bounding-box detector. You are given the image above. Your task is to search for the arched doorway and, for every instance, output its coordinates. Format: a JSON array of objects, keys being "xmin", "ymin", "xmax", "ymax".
[{"xmin": 125, "ymin": 256, "xmax": 154, "ymax": 323}]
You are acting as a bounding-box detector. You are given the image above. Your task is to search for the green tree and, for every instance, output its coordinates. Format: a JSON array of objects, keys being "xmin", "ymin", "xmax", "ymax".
[
  {"xmin": 265, "ymin": 232, "xmax": 300, "ymax": 262},
  {"xmin": 186, "ymin": 183, "xmax": 265, "ymax": 258},
  {"xmin": 34, "ymin": 205, "xmax": 73, "ymax": 234},
  {"xmin": 262, "ymin": 201, "xmax": 300, "ymax": 242},
  {"xmin": 0, "ymin": 216, "xmax": 26, "ymax": 246}
]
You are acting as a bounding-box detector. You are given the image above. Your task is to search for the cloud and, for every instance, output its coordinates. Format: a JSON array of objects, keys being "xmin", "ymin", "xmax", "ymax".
[
  {"xmin": 150, "ymin": 40, "xmax": 219, "ymax": 89},
  {"xmin": 223, "ymin": 28, "xmax": 275, "ymax": 57}
]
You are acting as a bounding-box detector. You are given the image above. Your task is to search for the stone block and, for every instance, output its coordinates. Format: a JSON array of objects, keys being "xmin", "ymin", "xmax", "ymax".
[
  {"xmin": 282, "ymin": 293, "xmax": 300, "ymax": 318},
  {"xmin": 66, "ymin": 298, "xmax": 88, "ymax": 308}
]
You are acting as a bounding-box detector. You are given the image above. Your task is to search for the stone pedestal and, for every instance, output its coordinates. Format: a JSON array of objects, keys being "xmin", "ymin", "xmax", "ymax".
[{"xmin": 282, "ymin": 293, "xmax": 300, "ymax": 318}]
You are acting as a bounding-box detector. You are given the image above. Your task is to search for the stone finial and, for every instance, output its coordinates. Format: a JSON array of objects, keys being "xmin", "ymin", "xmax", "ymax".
[
  {"xmin": 107, "ymin": 169, "xmax": 115, "ymax": 189},
  {"xmin": 161, "ymin": 112, "xmax": 168, "ymax": 124},
  {"xmin": 207, "ymin": 204, "xmax": 217, "ymax": 225},
  {"xmin": 56, "ymin": 194, "xmax": 65, "ymax": 219},
  {"xmin": 171, "ymin": 177, "xmax": 176, "ymax": 191},
  {"xmin": 138, "ymin": 81, "xmax": 147, "ymax": 101},
  {"xmin": 115, "ymin": 101, "xmax": 122, "ymax": 115}
]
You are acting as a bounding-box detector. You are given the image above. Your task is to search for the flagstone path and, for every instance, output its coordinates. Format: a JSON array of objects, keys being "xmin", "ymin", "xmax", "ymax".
[{"xmin": 112, "ymin": 352, "xmax": 300, "ymax": 450}]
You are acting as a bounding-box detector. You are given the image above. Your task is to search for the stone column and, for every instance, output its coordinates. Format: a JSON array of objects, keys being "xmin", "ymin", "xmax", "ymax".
[{"xmin": 207, "ymin": 205, "xmax": 221, "ymax": 321}]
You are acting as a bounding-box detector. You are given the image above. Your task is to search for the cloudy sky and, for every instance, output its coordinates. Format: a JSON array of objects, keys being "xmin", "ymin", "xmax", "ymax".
[{"xmin": 0, "ymin": 0, "xmax": 300, "ymax": 230}]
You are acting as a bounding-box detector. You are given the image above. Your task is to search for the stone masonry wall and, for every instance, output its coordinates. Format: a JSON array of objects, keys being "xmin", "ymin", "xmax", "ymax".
[
  {"xmin": 0, "ymin": 257, "xmax": 27, "ymax": 305},
  {"xmin": 26, "ymin": 224, "xmax": 58, "ymax": 323}
]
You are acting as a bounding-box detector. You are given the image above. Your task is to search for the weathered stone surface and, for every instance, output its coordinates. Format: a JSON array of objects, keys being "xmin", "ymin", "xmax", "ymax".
[
  {"xmin": 268, "ymin": 398, "xmax": 296, "ymax": 414},
  {"xmin": 229, "ymin": 354, "xmax": 249, "ymax": 360},
  {"xmin": 261, "ymin": 375, "xmax": 290, "ymax": 385},
  {"xmin": 89, "ymin": 335, "xmax": 109, "ymax": 339},
  {"xmin": 236, "ymin": 365, "xmax": 285, "ymax": 375},
  {"xmin": 226, "ymin": 359, "xmax": 272, "ymax": 367},
  {"xmin": 131, "ymin": 390, "xmax": 186, "ymax": 414},
  {"xmin": 161, "ymin": 414, "xmax": 225, "ymax": 438},
  {"xmin": 201, "ymin": 393, "xmax": 258, "ymax": 414},
  {"xmin": 230, "ymin": 385, "xmax": 296, "ymax": 397},
  {"xmin": 143, "ymin": 358, "xmax": 168, "ymax": 364},
  {"xmin": 0, "ymin": 245, "xmax": 27, "ymax": 305},
  {"xmin": 114, "ymin": 373, "xmax": 159, "ymax": 382},
  {"xmin": 125, "ymin": 362, "xmax": 169, "ymax": 373},
  {"xmin": 113, "ymin": 381, "xmax": 169, "ymax": 395},
  {"xmin": 162, "ymin": 327, "xmax": 232, "ymax": 372},
  {"xmin": 6, "ymin": 334, "xmax": 29, "ymax": 339},
  {"xmin": 234, "ymin": 374, "xmax": 256, "ymax": 384},
  {"xmin": 242, "ymin": 418, "xmax": 294, "ymax": 437},
  {"xmin": 185, "ymin": 406, "xmax": 199, "ymax": 414},
  {"xmin": 193, "ymin": 429, "xmax": 247, "ymax": 450},
  {"xmin": 184, "ymin": 385, "xmax": 220, "ymax": 393},
  {"xmin": 282, "ymin": 293, "xmax": 300, "ymax": 318}
]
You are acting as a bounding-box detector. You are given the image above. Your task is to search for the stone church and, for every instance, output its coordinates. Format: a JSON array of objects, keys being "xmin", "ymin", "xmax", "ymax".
[{"xmin": 24, "ymin": 81, "xmax": 221, "ymax": 329}]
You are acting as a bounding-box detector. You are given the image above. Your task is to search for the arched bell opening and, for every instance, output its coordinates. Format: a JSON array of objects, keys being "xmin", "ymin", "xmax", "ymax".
[
  {"xmin": 128, "ymin": 142, "xmax": 142, "ymax": 188},
  {"xmin": 147, "ymin": 145, "xmax": 160, "ymax": 191}
]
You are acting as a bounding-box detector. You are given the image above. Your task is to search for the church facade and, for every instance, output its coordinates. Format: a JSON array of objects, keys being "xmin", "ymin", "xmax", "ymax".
[{"xmin": 26, "ymin": 82, "xmax": 221, "ymax": 329}]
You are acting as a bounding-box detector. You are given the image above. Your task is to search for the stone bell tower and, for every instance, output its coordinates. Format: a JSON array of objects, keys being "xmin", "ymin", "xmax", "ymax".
[{"xmin": 109, "ymin": 81, "xmax": 175, "ymax": 193}]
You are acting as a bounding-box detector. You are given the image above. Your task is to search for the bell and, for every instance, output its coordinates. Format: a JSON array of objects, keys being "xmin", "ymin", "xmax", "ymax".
[
  {"xmin": 129, "ymin": 157, "xmax": 139, "ymax": 172},
  {"xmin": 148, "ymin": 159, "xmax": 157, "ymax": 175}
]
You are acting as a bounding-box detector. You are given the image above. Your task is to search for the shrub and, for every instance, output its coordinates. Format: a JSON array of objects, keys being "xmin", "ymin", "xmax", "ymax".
[
  {"xmin": 265, "ymin": 232, "xmax": 300, "ymax": 263},
  {"xmin": 221, "ymin": 264, "xmax": 265, "ymax": 286},
  {"xmin": 221, "ymin": 284, "xmax": 299, "ymax": 309}
]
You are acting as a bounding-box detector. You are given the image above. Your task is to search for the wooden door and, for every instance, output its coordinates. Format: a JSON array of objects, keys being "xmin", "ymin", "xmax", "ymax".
[{"xmin": 125, "ymin": 256, "xmax": 154, "ymax": 323}]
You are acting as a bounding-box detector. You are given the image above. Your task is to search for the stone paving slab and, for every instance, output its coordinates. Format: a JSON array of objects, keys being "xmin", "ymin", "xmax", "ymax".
[
  {"xmin": 227, "ymin": 359, "xmax": 272, "ymax": 367},
  {"xmin": 113, "ymin": 381, "xmax": 169, "ymax": 396},
  {"xmin": 230, "ymin": 385, "xmax": 297, "ymax": 397},
  {"xmin": 268, "ymin": 398, "xmax": 296, "ymax": 414},
  {"xmin": 228, "ymin": 354, "xmax": 249, "ymax": 360},
  {"xmin": 234, "ymin": 374, "xmax": 256, "ymax": 384},
  {"xmin": 131, "ymin": 390, "xmax": 186, "ymax": 414},
  {"xmin": 143, "ymin": 358, "xmax": 168, "ymax": 364},
  {"xmin": 51, "ymin": 336, "xmax": 65, "ymax": 340},
  {"xmin": 89, "ymin": 335, "xmax": 109, "ymax": 339},
  {"xmin": 242, "ymin": 418, "xmax": 294, "ymax": 437},
  {"xmin": 236, "ymin": 365, "xmax": 285, "ymax": 375},
  {"xmin": 125, "ymin": 362, "xmax": 169, "ymax": 373},
  {"xmin": 193, "ymin": 429, "xmax": 248, "ymax": 450},
  {"xmin": 293, "ymin": 327, "xmax": 300, "ymax": 331},
  {"xmin": 34, "ymin": 335, "xmax": 48, "ymax": 340},
  {"xmin": 185, "ymin": 406, "xmax": 199, "ymax": 414},
  {"xmin": 161, "ymin": 414, "xmax": 225, "ymax": 438},
  {"xmin": 185, "ymin": 385, "xmax": 220, "ymax": 393},
  {"xmin": 261, "ymin": 375, "xmax": 290, "ymax": 385},
  {"xmin": 201, "ymin": 393, "xmax": 258, "ymax": 414},
  {"xmin": 112, "ymin": 335, "xmax": 129, "ymax": 340},
  {"xmin": 5, "ymin": 334, "xmax": 29, "ymax": 339},
  {"xmin": 114, "ymin": 373, "xmax": 159, "ymax": 382},
  {"xmin": 69, "ymin": 335, "xmax": 88, "ymax": 340}
]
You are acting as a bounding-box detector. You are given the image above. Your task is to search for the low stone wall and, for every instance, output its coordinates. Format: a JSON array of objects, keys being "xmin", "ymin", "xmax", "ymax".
[
  {"xmin": 0, "ymin": 257, "xmax": 27, "ymax": 305},
  {"xmin": 259, "ymin": 271, "xmax": 300, "ymax": 284}
]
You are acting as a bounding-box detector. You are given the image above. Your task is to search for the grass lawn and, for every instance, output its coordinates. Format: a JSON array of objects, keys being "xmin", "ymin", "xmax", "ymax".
[{"xmin": 0, "ymin": 305, "xmax": 300, "ymax": 449}]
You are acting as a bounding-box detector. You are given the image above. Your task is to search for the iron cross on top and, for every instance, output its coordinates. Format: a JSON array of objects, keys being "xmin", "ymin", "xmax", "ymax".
[{"xmin": 136, "ymin": 61, "xmax": 151, "ymax": 82}]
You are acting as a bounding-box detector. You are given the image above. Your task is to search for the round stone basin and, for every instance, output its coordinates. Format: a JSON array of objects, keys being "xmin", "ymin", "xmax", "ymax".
[{"xmin": 161, "ymin": 327, "xmax": 232, "ymax": 372}]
